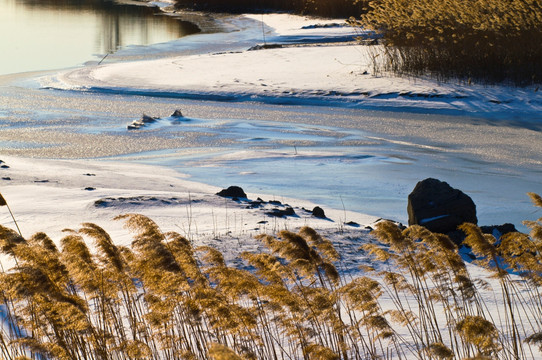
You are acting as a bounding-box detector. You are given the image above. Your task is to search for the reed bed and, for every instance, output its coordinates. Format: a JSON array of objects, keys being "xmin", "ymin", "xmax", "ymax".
[
  {"xmin": 0, "ymin": 194, "xmax": 542, "ymax": 359},
  {"xmin": 354, "ymin": 0, "xmax": 542, "ymax": 84}
]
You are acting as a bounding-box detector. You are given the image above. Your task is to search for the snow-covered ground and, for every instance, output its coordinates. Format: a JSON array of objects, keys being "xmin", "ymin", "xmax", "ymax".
[
  {"xmin": 44, "ymin": 13, "xmax": 542, "ymax": 120},
  {"xmin": 0, "ymin": 155, "xmax": 376, "ymax": 257}
]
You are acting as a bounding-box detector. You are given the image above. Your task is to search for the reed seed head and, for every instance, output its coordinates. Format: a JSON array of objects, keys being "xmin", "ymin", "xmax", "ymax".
[
  {"xmin": 456, "ymin": 315, "xmax": 500, "ymax": 355},
  {"xmin": 208, "ymin": 343, "xmax": 243, "ymax": 360},
  {"xmin": 424, "ymin": 342, "xmax": 454, "ymax": 359}
]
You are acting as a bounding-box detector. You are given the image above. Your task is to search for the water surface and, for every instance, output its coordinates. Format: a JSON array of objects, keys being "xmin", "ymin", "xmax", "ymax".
[{"xmin": 0, "ymin": 0, "xmax": 199, "ymax": 75}]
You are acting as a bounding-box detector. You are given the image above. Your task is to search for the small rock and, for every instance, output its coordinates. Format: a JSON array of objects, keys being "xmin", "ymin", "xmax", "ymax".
[
  {"xmin": 247, "ymin": 200, "xmax": 263, "ymax": 208},
  {"xmin": 94, "ymin": 199, "xmax": 106, "ymax": 207},
  {"xmin": 170, "ymin": 109, "xmax": 184, "ymax": 117},
  {"xmin": 345, "ymin": 221, "xmax": 359, "ymax": 227},
  {"xmin": 1, "ymin": 165, "xmax": 9, "ymax": 169},
  {"xmin": 480, "ymin": 223, "xmax": 517, "ymax": 238},
  {"xmin": 127, "ymin": 114, "xmax": 159, "ymax": 130},
  {"xmin": 84, "ymin": 187, "xmax": 96, "ymax": 191},
  {"xmin": 266, "ymin": 207, "xmax": 296, "ymax": 218},
  {"xmin": 312, "ymin": 206, "xmax": 326, "ymax": 218},
  {"xmin": 248, "ymin": 44, "xmax": 283, "ymax": 51},
  {"xmin": 283, "ymin": 207, "xmax": 295, "ymax": 216},
  {"xmin": 83, "ymin": 173, "xmax": 96, "ymax": 176},
  {"xmin": 216, "ymin": 186, "xmax": 247, "ymax": 198},
  {"xmin": 2, "ymin": 177, "xmax": 11, "ymax": 181},
  {"xmin": 141, "ymin": 114, "xmax": 158, "ymax": 124}
]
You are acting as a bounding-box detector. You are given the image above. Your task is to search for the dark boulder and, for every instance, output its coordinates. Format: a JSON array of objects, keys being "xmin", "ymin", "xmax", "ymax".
[
  {"xmin": 216, "ymin": 186, "xmax": 247, "ymax": 199},
  {"xmin": 407, "ymin": 178, "xmax": 477, "ymax": 234},
  {"xmin": 312, "ymin": 206, "xmax": 326, "ymax": 218}
]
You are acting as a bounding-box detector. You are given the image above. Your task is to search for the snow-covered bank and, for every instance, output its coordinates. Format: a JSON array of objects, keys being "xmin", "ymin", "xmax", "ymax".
[
  {"xmin": 0, "ymin": 155, "xmax": 377, "ymax": 250},
  {"xmin": 44, "ymin": 13, "xmax": 542, "ymax": 120}
]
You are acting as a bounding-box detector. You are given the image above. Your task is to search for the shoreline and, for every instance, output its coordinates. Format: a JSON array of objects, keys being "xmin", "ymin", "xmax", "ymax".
[
  {"xmin": 0, "ymin": 155, "xmax": 379, "ymax": 247},
  {"xmin": 45, "ymin": 24, "xmax": 541, "ymax": 122}
]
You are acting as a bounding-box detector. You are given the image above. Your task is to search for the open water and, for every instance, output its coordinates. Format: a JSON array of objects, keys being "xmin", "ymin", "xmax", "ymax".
[{"xmin": 0, "ymin": 0, "xmax": 200, "ymax": 75}]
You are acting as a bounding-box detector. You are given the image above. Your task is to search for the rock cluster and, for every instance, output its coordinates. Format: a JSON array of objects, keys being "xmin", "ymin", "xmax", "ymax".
[{"xmin": 127, "ymin": 109, "xmax": 184, "ymax": 130}]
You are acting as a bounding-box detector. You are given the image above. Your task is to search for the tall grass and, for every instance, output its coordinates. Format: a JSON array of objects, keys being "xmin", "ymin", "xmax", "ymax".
[
  {"xmin": 355, "ymin": 0, "xmax": 542, "ymax": 84},
  {"xmin": 0, "ymin": 194, "xmax": 542, "ymax": 358}
]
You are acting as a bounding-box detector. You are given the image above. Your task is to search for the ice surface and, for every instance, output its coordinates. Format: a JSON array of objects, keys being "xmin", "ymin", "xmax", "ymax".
[{"xmin": 0, "ymin": 12, "xmax": 540, "ymax": 238}]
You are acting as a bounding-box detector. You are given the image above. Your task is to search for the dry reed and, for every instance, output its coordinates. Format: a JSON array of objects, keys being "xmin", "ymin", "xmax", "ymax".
[
  {"xmin": 0, "ymin": 194, "xmax": 541, "ymax": 359},
  {"xmin": 355, "ymin": 0, "xmax": 542, "ymax": 84}
]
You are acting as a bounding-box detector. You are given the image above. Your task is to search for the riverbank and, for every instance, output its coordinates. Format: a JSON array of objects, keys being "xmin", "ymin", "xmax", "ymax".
[
  {"xmin": 45, "ymin": 13, "xmax": 542, "ymax": 121},
  {"xmin": 0, "ymin": 154, "xmax": 377, "ymax": 260}
]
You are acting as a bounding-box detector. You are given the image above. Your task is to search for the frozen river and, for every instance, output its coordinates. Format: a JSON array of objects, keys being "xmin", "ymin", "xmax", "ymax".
[
  {"xmin": 2, "ymin": 75, "xmax": 541, "ymax": 229},
  {"xmin": 0, "ymin": 1, "xmax": 541, "ymax": 230}
]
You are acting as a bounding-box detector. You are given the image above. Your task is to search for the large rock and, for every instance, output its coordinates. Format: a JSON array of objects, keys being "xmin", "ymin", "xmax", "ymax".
[{"xmin": 407, "ymin": 178, "xmax": 477, "ymax": 233}]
